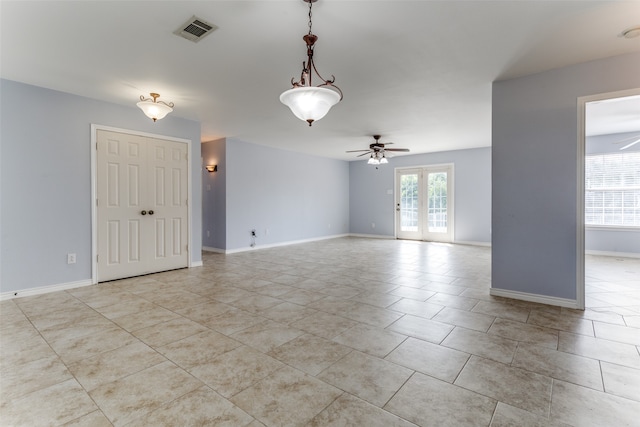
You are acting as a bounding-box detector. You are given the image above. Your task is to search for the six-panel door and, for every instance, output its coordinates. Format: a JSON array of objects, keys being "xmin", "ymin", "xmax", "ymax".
[{"xmin": 97, "ymin": 130, "xmax": 188, "ymax": 282}]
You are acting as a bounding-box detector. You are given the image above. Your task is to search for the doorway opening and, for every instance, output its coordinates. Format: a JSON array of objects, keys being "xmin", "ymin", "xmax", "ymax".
[{"xmin": 578, "ymin": 89, "xmax": 640, "ymax": 311}]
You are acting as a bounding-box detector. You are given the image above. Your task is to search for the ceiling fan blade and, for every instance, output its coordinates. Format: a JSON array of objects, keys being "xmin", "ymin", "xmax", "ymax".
[
  {"xmin": 385, "ymin": 148, "xmax": 410, "ymax": 152},
  {"xmin": 345, "ymin": 149, "xmax": 371, "ymax": 153},
  {"xmin": 357, "ymin": 152, "xmax": 372, "ymax": 157},
  {"xmin": 612, "ymin": 134, "xmax": 640, "ymax": 144},
  {"xmin": 620, "ymin": 138, "xmax": 640, "ymax": 150}
]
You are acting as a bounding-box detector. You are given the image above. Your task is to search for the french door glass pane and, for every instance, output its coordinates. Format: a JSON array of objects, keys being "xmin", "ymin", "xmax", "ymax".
[
  {"xmin": 400, "ymin": 174, "xmax": 419, "ymax": 231},
  {"xmin": 428, "ymin": 172, "xmax": 447, "ymax": 233}
]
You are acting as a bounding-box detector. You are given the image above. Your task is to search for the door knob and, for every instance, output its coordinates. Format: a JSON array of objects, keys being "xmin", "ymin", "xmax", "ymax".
[
  {"xmin": 148, "ymin": 210, "xmax": 154, "ymax": 215},
  {"xmin": 141, "ymin": 210, "xmax": 147, "ymax": 215}
]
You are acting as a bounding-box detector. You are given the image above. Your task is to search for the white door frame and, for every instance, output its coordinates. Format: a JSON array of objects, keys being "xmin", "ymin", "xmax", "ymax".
[
  {"xmin": 90, "ymin": 124, "xmax": 193, "ymax": 284},
  {"xmin": 394, "ymin": 163, "xmax": 454, "ymax": 242},
  {"xmin": 576, "ymin": 87, "xmax": 640, "ymax": 310}
]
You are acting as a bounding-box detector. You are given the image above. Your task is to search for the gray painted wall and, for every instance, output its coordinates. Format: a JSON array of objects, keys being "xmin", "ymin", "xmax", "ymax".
[
  {"xmin": 586, "ymin": 228, "xmax": 640, "ymax": 254},
  {"xmin": 492, "ymin": 52, "xmax": 640, "ymax": 301},
  {"xmin": 223, "ymin": 138, "xmax": 350, "ymax": 251},
  {"xmin": 0, "ymin": 79, "xmax": 202, "ymax": 294},
  {"xmin": 585, "ymin": 131, "xmax": 640, "ymax": 254},
  {"xmin": 349, "ymin": 147, "xmax": 491, "ymax": 244},
  {"xmin": 202, "ymin": 139, "xmax": 227, "ymax": 249}
]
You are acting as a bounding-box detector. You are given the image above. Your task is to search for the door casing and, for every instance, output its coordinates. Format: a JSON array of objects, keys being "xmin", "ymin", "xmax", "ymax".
[{"xmin": 576, "ymin": 87, "xmax": 640, "ymax": 310}]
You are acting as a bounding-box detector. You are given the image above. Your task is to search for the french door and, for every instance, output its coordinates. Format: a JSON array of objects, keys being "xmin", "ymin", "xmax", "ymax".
[
  {"xmin": 396, "ymin": 165, "xmax": 454, "ymax": 242},
  {"xmin": 97, "ymin": 130, "xmax": 189, "ymax": 281}
]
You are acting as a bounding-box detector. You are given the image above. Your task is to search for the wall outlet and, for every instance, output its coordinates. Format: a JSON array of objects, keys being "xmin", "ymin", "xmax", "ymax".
[
  {"xmin": 371, "ymin": 222, "xmax": 376, "ymax": 229},
  {"xmin": 265, "ymin": 228, "xmax": 270, "ymax": 235},
  {"xmin": 207, "ymin": 230, "xmax": 210, "ymax": 238},
  {"xmin": 67, "ymin": 253, "xmax": 76, "ymax": 264}
]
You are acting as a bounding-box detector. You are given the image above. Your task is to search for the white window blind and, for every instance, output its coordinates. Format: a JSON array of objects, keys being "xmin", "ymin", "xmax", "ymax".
[{"xmin": 585, "ymin": 152, "xmax": 640, "ymax": 227}]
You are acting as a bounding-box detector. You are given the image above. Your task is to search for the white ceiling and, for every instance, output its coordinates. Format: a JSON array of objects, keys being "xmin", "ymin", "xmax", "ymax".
[
  {"xmin": 2, "ymin": 0, "xmax": 639, "ymax": 160},
  {"xmin": 586, "ymin": 95, "xmax": 640, "ymax": 136}
]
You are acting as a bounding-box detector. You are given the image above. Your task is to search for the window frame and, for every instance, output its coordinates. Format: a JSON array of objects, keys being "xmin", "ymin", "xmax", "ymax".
[{"xmin": 584, "ymin": 151, "xmax": 640, "ymax": 230}]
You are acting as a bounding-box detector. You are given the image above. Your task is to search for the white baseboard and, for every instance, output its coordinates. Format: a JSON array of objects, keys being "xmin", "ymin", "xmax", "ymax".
[
  {"xmin": 348, "ymin": 235, "xmax": 491, "ymax": 247},
  {"xmin": 1, "ymin": 279, "xmax": 94, "ymax": 301},
  {"xmin": 490, "ymin": 288, "xmax": 579, "ymax": 309},
  {"xmin": 348, "ymin": 233, "xmax": 396, "ymax": 239},
  {"xmin": 212, "ymin": 234, "xmax": 351, "ymax": 255},
  {"xmin": 455, "ymin": 240, "xmax": 491, "ymax": 247},
  {"xmin": 206, "ymin": 235, "xmax": 491, "ymax": 253},
  {"xmin": 1, "ymin": 261, "xmax": 210, "ymax": 300},
  {"xmin": 202, "ymin": 246, "xmax": 225, "ymax": 253},
  {"xmin": 585, "ymin": 250, "xmax": 640, "ymax": 259}
]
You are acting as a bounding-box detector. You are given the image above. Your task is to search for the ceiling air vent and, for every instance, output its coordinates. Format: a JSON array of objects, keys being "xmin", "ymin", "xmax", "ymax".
[{"xmin": 174, "ymin": 16, "xmax": 218, "ymax": 43}]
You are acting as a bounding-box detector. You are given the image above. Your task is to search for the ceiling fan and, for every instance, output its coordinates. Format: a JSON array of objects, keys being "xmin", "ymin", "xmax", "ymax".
[
  {"xmin": 611, "ymin": 133, "xmax": 640, "ymax": 151},
  {"xmin": 346, "ymin": 135, "xmax": 410, "ymax": 164}
]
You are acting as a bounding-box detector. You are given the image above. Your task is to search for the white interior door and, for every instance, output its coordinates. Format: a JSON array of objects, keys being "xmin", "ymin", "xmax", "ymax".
[
  {"xmin": 396, "ymin": 165, "xmax": 454, "ymax": 242},
  {"xmin": 97, "ymin": 130, "xmax": 188, "ymax": 282}
]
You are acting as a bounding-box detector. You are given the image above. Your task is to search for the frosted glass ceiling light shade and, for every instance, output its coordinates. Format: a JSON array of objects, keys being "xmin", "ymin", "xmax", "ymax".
[
  {"xmin": 379, "ymin": 155, "xmax": 388, "ymax": 164},
  {"xmin": 280, "ymin": 86, "xmax": 341, "ymax": 125},
  {"xmin": 280, "ymin": 0, "xmax": 342, "ymax": 126},
  {"xmin": 137, "ymin": 93, "xmax": 174, "ymax": 122}
]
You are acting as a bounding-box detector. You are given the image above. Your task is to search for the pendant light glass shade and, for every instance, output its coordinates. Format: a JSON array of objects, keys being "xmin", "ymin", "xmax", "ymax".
[
  {"xmin": 280, "ymin": 86, "xmax": 341, "ymax": 126},
  {"xmin": 137, "ymin": 93, "xmax": 174, "ymax": 122},
  {"xmin": 137, "ymin": 100, "xmax": 173, "ymax": 122}
]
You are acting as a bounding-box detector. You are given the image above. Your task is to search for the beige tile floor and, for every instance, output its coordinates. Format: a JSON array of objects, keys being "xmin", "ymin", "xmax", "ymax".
[{"xmin": 1, "ymin": 237, "xmax": 639, "ymax": 426}]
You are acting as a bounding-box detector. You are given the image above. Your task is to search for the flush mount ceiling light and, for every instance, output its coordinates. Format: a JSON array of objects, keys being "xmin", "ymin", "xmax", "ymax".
[
  {"xmin": 137, "ymin": 93, "xmax": 174, "ymax": 122},
  {"xmin": 280, "ymin": 0, "xmax": 343, "ymax": 126}
]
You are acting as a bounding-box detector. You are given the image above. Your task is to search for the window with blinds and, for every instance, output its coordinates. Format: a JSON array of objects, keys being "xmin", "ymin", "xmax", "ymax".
[{"xmin": 585, "ymin": 152, "xmax": 640, "ymax": 227}]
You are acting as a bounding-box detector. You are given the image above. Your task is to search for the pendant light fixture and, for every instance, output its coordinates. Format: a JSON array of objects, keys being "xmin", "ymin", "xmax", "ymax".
[
  {"xmin": 280, "ymin": 0, "xmax": 342, "ymax": 126},
  {"xmin": 137, "ymin": 93, "xmax": 174, "ymax": 122}
]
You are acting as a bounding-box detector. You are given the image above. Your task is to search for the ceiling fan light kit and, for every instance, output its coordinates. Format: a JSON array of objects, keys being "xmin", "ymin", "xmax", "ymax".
[
  {"xmin": 280, "ymin": 0, "xmax": 343, "ymax": 126},
  {"xmin": 368, "ymin": 152, "xmax": 388, "ymax": 165},
  {"xmin": 137, "ymin": 93, "xmax": 174, "ymax": 122}
]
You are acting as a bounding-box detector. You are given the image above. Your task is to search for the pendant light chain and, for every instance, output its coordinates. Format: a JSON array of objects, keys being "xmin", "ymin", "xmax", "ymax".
[
  {"xmin": 308, "ymin": 0, "xmax": 313, "ymax": 35},
  {"xmin": 305, "ymin": 0, "xmax": 315, "ymax": 87}
]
